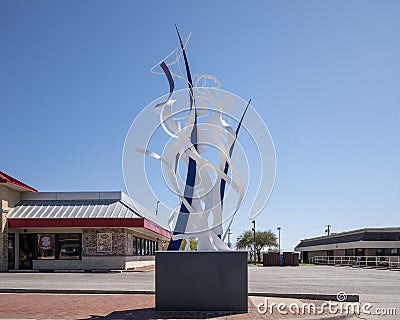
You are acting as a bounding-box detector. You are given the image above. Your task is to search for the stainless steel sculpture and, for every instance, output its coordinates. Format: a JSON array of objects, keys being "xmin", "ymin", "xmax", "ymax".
[{"xmin": 123, "ymin": 27, "xmax": 276, "ymax": 251}]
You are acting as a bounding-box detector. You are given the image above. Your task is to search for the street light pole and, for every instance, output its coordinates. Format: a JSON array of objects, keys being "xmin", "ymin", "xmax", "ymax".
[
  {"xmin": 227, "ymin": 228, "xmax": 232, "ymax": 248},
  {"xmin": 252, "ymin": 220, "xmax": 256, "ymax": 265},
  {"xmin": 325, "ymin": 224, "xmax": 331, "ymax": 236},
  {"xmin": 155, "ymin": 200, "xmax": 160, "ymax": 215},
  {"xmin": 277, "ymin": 227, "xmax": 281, "ymax": 254}
]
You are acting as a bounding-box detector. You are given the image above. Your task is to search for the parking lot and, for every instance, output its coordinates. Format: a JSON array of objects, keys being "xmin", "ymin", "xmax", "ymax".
[{"xmin": 0, "ymin": 266, "xmax": 398, "ymax": 300}]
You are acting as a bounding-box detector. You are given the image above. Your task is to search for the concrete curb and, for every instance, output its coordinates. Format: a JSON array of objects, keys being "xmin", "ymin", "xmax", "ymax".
[
  {"xmin": 292, "ymin": 315, "xmax": 357, "ymax": 320},
  {"xmin": 0, "ymin": 289, "xmax": 360, "ymax": 302},
  {"xmin": 249, "ymin": 292, "xmax": 360, "ymax": 302},
  {"xmin": 265, "ymin": 314, "xmax": 358, "ymax": 320},
  {"xmin": 0, "ymin": 315, "xmax": 358, "ymax": 320},
  {"xmin": 0, "ymin": 288, "xmax": 155, "ymax": 295}
]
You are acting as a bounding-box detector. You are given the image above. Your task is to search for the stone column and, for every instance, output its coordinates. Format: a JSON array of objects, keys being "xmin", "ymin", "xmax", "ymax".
[
  {"xmin": 157, "ymin": 239, "xmax": 164, "ymax": 251},
  {"xmin": 0, "ymin": 213, "xmax": 8, "ymax": 271}
]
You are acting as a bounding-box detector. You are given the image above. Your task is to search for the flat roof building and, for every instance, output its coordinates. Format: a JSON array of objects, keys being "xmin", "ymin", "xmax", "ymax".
[
  {"xmin": 0, "ymin": 171, "xmax": 170, "ymax": 271},
  {"xmin": 295, "ymin": 227, "xmax": 400, "ymax": 267}
]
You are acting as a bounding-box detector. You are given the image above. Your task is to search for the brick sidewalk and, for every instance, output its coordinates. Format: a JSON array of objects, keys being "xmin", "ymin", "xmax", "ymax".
[{"xmin": 0, "ymin": 294, "xmax": 337, "ymax": 320}]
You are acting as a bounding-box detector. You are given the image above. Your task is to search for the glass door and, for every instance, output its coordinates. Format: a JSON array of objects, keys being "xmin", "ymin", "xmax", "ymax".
[
  {"xmin": 19, "ymin": 234, "xmax": 35, "ymax": 269},
  {"xmin": 8, "ymin": 233, "xmax": 15, "ymax": 270}
]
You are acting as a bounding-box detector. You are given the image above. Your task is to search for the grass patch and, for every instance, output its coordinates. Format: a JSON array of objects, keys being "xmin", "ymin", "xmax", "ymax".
[{"xmin": 248, "ymin": 263, "xmax": 264, "ymax": 267}]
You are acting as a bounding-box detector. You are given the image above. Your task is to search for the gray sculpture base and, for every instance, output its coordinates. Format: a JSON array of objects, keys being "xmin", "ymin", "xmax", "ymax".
[{"xmin": 156, "ymin": 251, "xmax": 248, "ymax": 312}]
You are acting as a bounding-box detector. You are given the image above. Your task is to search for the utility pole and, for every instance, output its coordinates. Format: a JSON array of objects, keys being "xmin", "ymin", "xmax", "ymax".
[
  {"xmin": 277, "ymin": 227, "xmax": 281, "ymax": 254},
  {"xmin": 227, "ymin": 228, "xmax": 232, "ymax": 248},
  {"xmin": 325, "ymin": 224, "xmax": 331, "ymax": 236},
  {"xmin": 252, "ymin": 220, "xmax": 256, "ymax": 265},
  {"xmin": 155, "ymin": 200, "xmax": 160, "ymax": 215}
]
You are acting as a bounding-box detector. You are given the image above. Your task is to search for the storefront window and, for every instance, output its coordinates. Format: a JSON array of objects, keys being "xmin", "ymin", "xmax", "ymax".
[
  {"xmin": 376, "ymin": 248, "xmax": 391, "ymax": 256},
  {"xmin": 355, "ymin": 248, "xmax": 365, "ymax": 256},
  {"xmin": 132, "ymin": 237, "xmax": 156, "ymax": 256},
  {"xmin": 58, "ymin": 234, "xmax": 81, "ymax": 260},
  {"xmin": 133, "ymin": 237, "xmax": 137, "ymax": 255},
  {"xmin": 37, "ymin": 234, "xmax": 55, "ymax": 259}
]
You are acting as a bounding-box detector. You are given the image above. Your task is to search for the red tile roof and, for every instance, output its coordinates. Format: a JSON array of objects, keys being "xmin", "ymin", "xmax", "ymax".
[{"xmin": 0, "ymin": 171, "xmax": 37, "ymax": 192}]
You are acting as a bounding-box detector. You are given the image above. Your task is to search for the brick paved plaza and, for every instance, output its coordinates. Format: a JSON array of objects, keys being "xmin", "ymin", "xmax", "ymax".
[
  {"xmin": 0, "ymin": 293, "xmax": 338, "ymax": 320},
  {"xmin": 0, "ymin": 266, "xmax": 399, "ymax": 319}
]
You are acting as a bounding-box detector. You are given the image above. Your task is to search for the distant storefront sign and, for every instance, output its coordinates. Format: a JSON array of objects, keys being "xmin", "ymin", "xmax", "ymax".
[
  {"xmin": 97, "ymin": 233, "xmax": 112, "ymax": 252},
  {"xmin": 39, "ymin": 235, "xmax": 53, "ymax": 250}
]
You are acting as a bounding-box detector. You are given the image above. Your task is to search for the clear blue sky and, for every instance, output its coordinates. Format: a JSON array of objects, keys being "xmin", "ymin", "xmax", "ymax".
[{"xmin": 1, "ymin": 1, "xmax": 399, "ymax": 251}]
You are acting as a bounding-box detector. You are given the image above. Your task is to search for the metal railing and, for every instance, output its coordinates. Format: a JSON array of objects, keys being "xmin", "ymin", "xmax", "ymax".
[{"xmin": 309, "ymin": 255, "xmax": 400, "ymax": 268}]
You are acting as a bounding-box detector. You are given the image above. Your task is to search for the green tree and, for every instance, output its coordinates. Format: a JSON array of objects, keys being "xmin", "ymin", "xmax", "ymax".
[
  {"xmin": 236, "ymin": 230, "xmax": 278, "ymax": 263},
  {"xmin": 163, "ymin": 237, "xmax": 198, "ymax": 251},
  {"xmin": 179, "ymin": 237, "xmax": 198, "ymax": 251}
]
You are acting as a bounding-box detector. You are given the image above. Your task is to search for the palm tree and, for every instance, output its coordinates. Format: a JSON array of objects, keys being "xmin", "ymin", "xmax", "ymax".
[{"xmin": 236, "ymin": 230, "xmax": 278, "ymax": 263}]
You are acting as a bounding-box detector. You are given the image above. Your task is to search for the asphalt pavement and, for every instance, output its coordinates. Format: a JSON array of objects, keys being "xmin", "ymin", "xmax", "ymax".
[{"xmin": 0, "ymin": 266, "xmax": 399, "ymax": 319}]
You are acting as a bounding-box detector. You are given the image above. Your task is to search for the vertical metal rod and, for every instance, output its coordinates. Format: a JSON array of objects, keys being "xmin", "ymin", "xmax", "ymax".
[
  {"xmin": 155, "ymin": 200, "xmax": 160, "ymax": 215},
  {"xmin": 325, "ymin": 224, "xmax": 331, "ymax": 235},
  {"xmin": 227, "ymin": 228, "xmax": 232, "ymax": 248},
  {"xmin": 277, "ymin": 226, "xmax": 281, "ymax": 254},
  {"xmin": 252, "ymin": 220, "xmax": 256, "ymax": 265}
]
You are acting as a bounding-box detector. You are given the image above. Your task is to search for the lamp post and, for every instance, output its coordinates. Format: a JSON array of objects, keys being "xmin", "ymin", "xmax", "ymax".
[
  {"xmin": 252, "ymin": 220, "xmax": 256, "ymax": 265},
  {"xmin": 325, "ymin": 224, "xmax": 331, "ymax": 236},
  {"xmin": 227, "ymin": 228, "xmax": 232, "ymax": 248},
  {"xmin": 155, "ymin": 200, "xmax": 160, "ymax": 215},
  {"xmin": 277, "ymin": 227, "xmax": 281, "ymax": 254}
]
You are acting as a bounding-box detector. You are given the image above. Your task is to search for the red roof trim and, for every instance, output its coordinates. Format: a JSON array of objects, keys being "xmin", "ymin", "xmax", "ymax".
[
  {"xmin": 8, "ymin": 218, "xmax": 171, "ymax": 239},
  {"xmin": 0, "ymin": 171, "xmax": 37, "ymax": 192}
]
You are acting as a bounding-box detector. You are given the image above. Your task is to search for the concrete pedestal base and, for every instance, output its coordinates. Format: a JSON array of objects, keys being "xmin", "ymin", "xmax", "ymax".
[{"xmin": 156, "ymin": 251, "xmax": 248, "ymax": 312}]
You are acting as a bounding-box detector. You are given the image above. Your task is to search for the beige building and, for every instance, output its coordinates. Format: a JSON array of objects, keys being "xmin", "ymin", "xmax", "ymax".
[
  {"xmin": 294, "ymin": 227, "xmax": 400, "ymax": 266},
  {"xmin": 1, "ymin": 171, "xmax": 37, "ymax": 271},
  {"xmin": 0, "ymin": 171, "xmax": 170, "ymax": 271}
]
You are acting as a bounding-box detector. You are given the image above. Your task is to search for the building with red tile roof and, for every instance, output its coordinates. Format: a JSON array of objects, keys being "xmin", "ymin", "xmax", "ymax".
[{"xmin": 0, "ymin": 171, "xmax": 170, "ymax": 271}]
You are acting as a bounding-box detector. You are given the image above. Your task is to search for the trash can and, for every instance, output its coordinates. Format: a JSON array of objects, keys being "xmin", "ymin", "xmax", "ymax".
[{"xmin": 263, "ymin": 252, "xmax": 280, "ymax": 266}]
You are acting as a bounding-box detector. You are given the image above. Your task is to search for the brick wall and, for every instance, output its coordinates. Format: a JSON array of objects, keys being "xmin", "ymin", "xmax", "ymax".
[
  {"xmin": 81, "ymin": 228, "xmax": 159, "ymax": 256},
  {"xmin": 1, "ymin": 184, "xmax": 22, "ymax": 271},
  {"xmin": 307, "ymin": 250, "xmax": 327, "ymax": 259},
  {"xmin": 365, "ymin": 248, "xmax": 376, "ymax": 256},
  {"xmin": 0, "ymin": 213, "xmax": 8, "ymax": 271},
  {"xmin": 82, "ymin": 228, "xmax": 129, "ymax": 256},
  {"xmin": 29, "ymin": 228, "xmax": 160, "ymax": 269},
  {"xmin": 33, "ymin": 255, "xmax": 155, "ymax": 270},
  {"xmin": 334, "ymin": 249, "xmax": 345, "ymax": 256}
]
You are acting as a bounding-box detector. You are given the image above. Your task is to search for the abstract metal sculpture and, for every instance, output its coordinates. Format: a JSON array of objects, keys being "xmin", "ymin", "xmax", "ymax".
[{"xmin": 123, "ymin": 27, "xmax": 276, "ymax": 251}]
